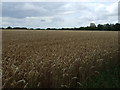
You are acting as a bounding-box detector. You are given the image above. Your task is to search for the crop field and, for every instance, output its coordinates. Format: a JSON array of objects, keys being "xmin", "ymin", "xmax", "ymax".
[{"xmin": 2, "ymin": 30, "xmax": 119, "ymax": 88}]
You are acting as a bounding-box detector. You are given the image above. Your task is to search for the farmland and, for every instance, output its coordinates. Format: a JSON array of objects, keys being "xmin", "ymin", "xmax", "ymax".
[{"xmin": 2, "ymin": 30, "xmax": 119, "ymax": 88}]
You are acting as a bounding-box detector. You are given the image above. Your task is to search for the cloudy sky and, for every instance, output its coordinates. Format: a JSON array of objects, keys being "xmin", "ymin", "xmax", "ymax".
[{"xmin": 1, "ymin": 0, "xmax": 119, "ymax": 28}]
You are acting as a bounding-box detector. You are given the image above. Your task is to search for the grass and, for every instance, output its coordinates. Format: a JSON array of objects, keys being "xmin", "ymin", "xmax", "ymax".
[
  {"xmin": 2, "ymin": 30, "xmax": 119, "ymax": 88},
  {"xmin": 82, "ymin": 58, "xmax": 120, "ymax": 88}
]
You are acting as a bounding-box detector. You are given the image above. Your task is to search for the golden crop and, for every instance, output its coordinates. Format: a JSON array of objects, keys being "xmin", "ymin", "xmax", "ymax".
[{"xmin": 2, "ymin": 30, "xmax": 119, "ymax": 88}]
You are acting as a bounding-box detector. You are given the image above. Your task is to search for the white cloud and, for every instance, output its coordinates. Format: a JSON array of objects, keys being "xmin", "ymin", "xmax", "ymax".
[
  {"xmin": 106, "ymin": 2, "xmax": 118, "ymax": 15},
  {"xmin": 59, "ymin": 11, "xmax": 76, "ymax": 15}
]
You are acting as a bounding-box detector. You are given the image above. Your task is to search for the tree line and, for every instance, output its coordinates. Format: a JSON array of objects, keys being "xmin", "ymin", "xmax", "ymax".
[{"xmin": 1, "ymin": 23, "xmax": 120, "ymax": 31}]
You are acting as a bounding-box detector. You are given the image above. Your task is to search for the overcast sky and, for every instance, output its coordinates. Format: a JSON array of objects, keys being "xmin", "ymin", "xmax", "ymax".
[{"xmin": 1, "ymin": 0, "xmax": 119, "ymax": 28}]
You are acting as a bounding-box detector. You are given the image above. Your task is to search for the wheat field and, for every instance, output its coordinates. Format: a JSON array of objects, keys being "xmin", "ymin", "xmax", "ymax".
[{"xmin": 2, "ymin": 30, "xmax": 119, "ymax": 88}]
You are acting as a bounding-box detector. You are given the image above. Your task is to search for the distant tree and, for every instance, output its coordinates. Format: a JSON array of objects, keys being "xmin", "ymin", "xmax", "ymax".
[
  {"xmin": 104, "ymin": 24, "xmax": 111, "ymax": 30},
  {"xmin": 6, "ymin": 26, "xmax": 12, "ymax": 29},
  {"xmin": 114, "ymin": 23, "xmax": 120, "ymax": 31},
  {"xmin": 12, "ymin": 27, "xmax": 27, "ymax": 30},
  {"xmin": 29, "ymin": 28, "xmax": 34, "ymax": 30},
  {"xmin": 46, "ymin": 28, "xmax": 51, "ymax": 30},
  {"xmin": 97, "ymin": 24, "xmax": 104, "ymax": 30},
  {"xmin": 0, "ymin": 27, "xmax": 4, "ymax": 29},
  {"xmin": 3, "ymin": 23, "xmax": 120, "ymax": 31},
  {"xmin": 79, "ymin": 27, "xmax": 85, "ymax": 30},
  {"xmin": 36, "ymin": 28, "xmax": 42, "ymax": 30}
]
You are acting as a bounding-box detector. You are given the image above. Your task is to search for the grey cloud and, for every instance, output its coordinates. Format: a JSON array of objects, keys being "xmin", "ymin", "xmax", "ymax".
[
  {"xmin": 2, "ymin": 2, "xmax": 65, "ymax": 18},
  {"xmin": 40, "ymin": 19, "xmax": 46, "ymax": 22},
  {"xmin": 52, "ymin": 17, "xmax": 64, "ymax": 22},
  {"xmin": 2, "ymin": 2, "xmax": 118, "ymax": 28}
]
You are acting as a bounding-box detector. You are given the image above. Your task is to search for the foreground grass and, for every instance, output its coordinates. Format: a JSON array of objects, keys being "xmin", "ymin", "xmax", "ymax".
[
  {"xmin": 2, "ymin": 30, "xmax": 119, "ymax": 88},
  {"xmin": 82, "ymin": 58, "xmax": 120, "ymax": 88}
]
